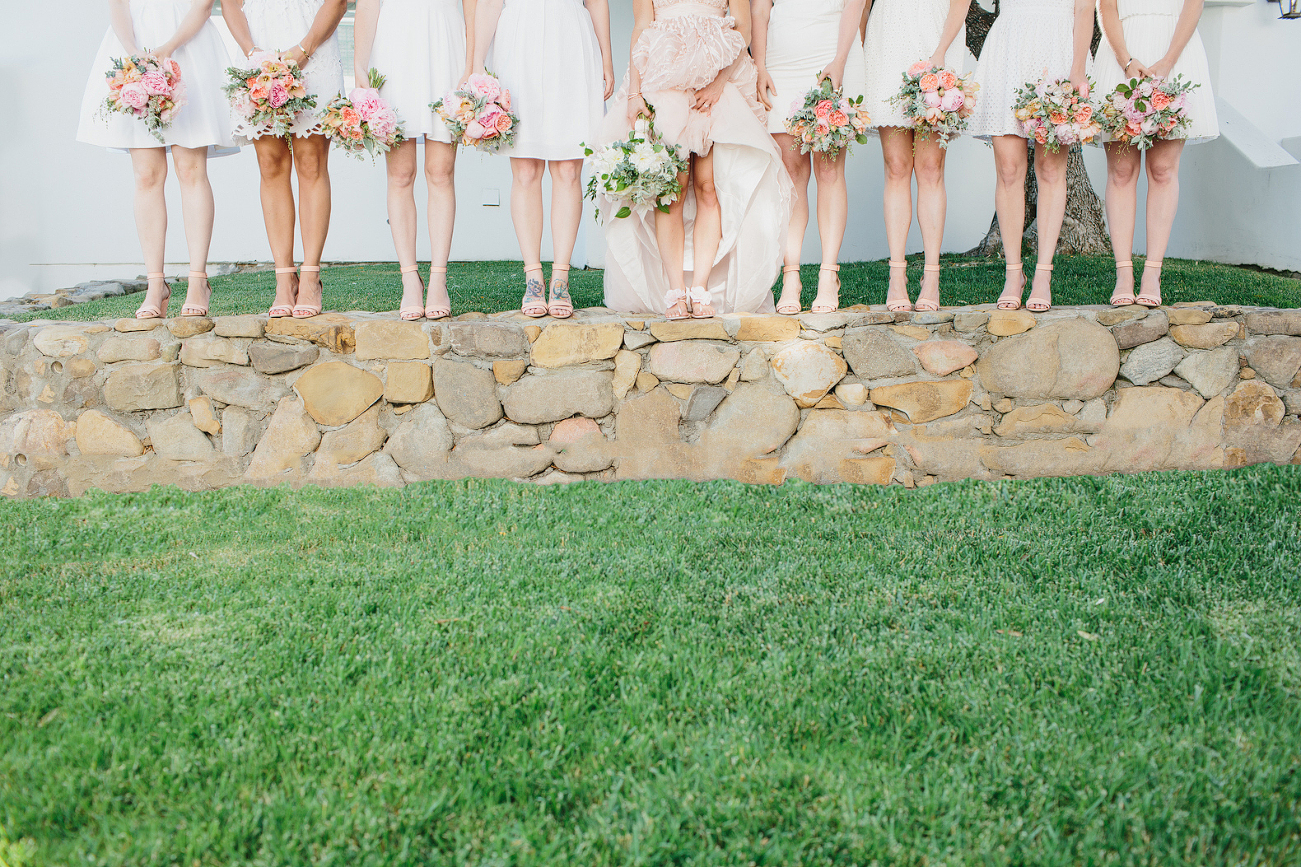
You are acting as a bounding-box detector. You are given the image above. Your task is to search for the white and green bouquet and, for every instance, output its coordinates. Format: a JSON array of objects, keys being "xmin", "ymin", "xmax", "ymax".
[{"xmin": 584, "ymin": 110, "xmax": 690, "ymax": 221}]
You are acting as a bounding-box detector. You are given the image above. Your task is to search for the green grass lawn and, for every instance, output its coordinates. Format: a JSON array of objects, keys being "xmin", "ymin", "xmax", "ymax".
[
  {"xmin": 3, "ymin": 467, "xmax": 1300, "ymax": 865},
  {"xmin": 24, "ymin": 256, "xmax": 1301, "ymax": 322}
]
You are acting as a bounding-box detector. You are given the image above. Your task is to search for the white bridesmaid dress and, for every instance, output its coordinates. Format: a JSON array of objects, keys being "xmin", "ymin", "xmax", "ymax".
[
  {"xmin": 968, "ymin": 0, "xmax": 1086, "ymax": 140},
  {"xmin": 370, "ymin": 0, "xmax": 466, "ymax": 142},
  {"xmin": 487, "ymin": 0, "xmax": 605, "ymax": 161},
  {"xmin": 231, "ymin": 0, "xmax": 346, "ymax": 141},
  {"xmin": 1093, "ymin": 0, "xmax": 1218, "ymax": 144},
  {"xmin": 763, "ymin": 0, "xmax": 868, "ymax": 135},
  {"xmin": 861, "ymin": 0, "xmax": 968, "ymax": 130},
  {"xmin": 76, "ymin": 0, "xmax": 236, "ymax": 151}
]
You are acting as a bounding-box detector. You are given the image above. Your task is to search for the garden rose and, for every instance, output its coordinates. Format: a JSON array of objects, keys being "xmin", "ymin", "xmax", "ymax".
[
  {"xmin": 1151, "ymin": 91, "xmax": 1171, "ymax": 111},
  {"xmin": 908, "ymin": 60, "xmax": 931, "ymax": 78},
  {"xmin": 269, "ymin": 82, "xmax": 290, "ymax": 108},
  {"xmin": 939, "ymin": 70, "xmax": 958, "ymax": 90},
  {"xmin": 495, "ymin": 113, "xmax": 513, "ymax": 133},
  {"xmin": 829, "ymin": 110, "xmax": 848, "ymax": 128},
  {"xmin": 120, "ymin": 82, "xmax": 148, "ymax": 110},
  {"xmin": 815, "ymin": 100, "xmax": 833, "ymax": 119},
  {"xmin": 919, "ymin": 73, "xmax": 939, "ymax": 93},
  {"xmin": 940, "ymin": 89, "xmax": 963, "ymax": 112},
  {"xmin": 141, "ymin": 70, "xmax": 170, "ymax": 95}
]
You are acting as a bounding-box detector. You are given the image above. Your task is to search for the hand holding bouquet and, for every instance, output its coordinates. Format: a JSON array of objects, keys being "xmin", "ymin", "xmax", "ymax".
[
  {"xmin": 583, "ymin": 109, "xmax": 690, "ymax": 221},
  {"xmin": 102, "ymin": 54, "xmax": 187, "ymax": 143},
  {"xmin": 1101, "ymin": 75, "xmax": 1197, "ymax": 151},
  {"xmin": 1013, "ymin": 76, "xmax": 1101, "ymax": 152},
  {"xmin": 784, "ymin": 76, "xmax": 870, "ymax": 158},
  {"xmin": 431, "ymin": 71, "xmax": 518, "ymax": 153},
  {"xmin": 225, "ymin": 52, "xmax": 317, "ymax": 141},
  {"xmin": 322, "ymin": 69, "xmax": 405, "ymax": 160},
  {"xmin": 890, "ymin": 61, "xmax": 979, "ymax": 148}
]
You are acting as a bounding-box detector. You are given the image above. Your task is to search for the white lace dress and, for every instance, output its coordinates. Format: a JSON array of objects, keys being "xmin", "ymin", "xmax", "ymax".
[
  {"xmin": 371, "ymin": 0, "xmax": 466, "ymax": 142},
  {"xmin": 762, "ymin": 0, "xmax": 868, "ymax": 135},
  {"xmin": 232, "ymin": 0, "xmax": 345, "ymax": 141},
  {"xmin": 968, "ymin": 0, "xmax": 1086, "ymax": 140},
  {"xmin": 862, "ymin": 0, "xmax": 967, "ymax": 130}
]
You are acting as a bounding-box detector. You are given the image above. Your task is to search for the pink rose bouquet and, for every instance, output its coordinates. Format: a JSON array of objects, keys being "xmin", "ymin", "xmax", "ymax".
[
  {"xmin": 224, "ymin": 52, "xmax": 317, "ymax": 141},
  {"xmin": 1012, "ymin": 75, "xmax": 1102, "ymax": 152},
  {"xmin": 431, "ymin": 70, "xmax": 519, "ymax": 153},
  {"xmin": 101, "ymin": 54, "xmax": 187, "ymax": 143},
  {"xmin": 889, "ymin": 60, "xmax": 979, "ymax": 148},
  {"xmin": 321, "ymin": 68, "xmax": 405, "ymax": 160},
  {"xmin": 783, "ymin": 76, "xmax": 870, "ymax": 158},
  {"xmin": 1101, "ymin": 75, "xmax": 1198, "ymax": 151}
]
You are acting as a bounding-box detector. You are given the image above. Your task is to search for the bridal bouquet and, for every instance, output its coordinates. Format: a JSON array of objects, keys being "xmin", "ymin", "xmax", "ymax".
[
  {"xmin": 322, "ymin": 69, "xmax": 405, "ymax": 160},
  {"xmin": 431, "ymin": 71, "xmax": 518, "ymax": 153},
  {"xmin": 1013, "ymin": 76, "xmax": 1101, "ymax": 151},
  {"xmin": 224, "ymin": 52, "xmax": 317, "ymax": 141},
  {"xmin": 101, "ymin": 54, "xmax": 187, "ymax": 143},
  {"xmin": 784, "ymin": 76, "xmax": 870, "ymax": 157},
  {"xmin": 1101, "ymin": 75, "xmax": 1198, "ymax": 150},
  {"xmin": 890, "ymin": 61, "xmax": 979, "ymax": 148},
  {"xmin": 583, "ymin": 111, "xmax": 689, "ymax": 220}
]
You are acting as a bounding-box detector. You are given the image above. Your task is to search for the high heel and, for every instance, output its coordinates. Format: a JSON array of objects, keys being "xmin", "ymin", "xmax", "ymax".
[
  {"xmin": 399, "ymin": 264, "xmax": 425, "ymax": 321},
  {"xmin": 996, "ymin": 262, "xmax": 1025, "ymax": 310},
  {"xmin": 521, "ymin": 263, "xmax": 547, "ymax": 318},
  {"xmin": 885, "ymin": 260, "xmax": 912, "ymax": 312},
  {"xmin": 810, "ymin": 264, "xmax": 841, "ymax": 314},
  {"xmin": 913, "ymin": 263, "xmax": 942, "ymax": 313},
  {"xmin": 689, "ymin": 286, "xmax": 715, "ymax": 319},
  {"xmin": 1026, "ymin": 263, "xmax": 1053, "ymax": 312},
  {"xmin": 135, "ymin": 272, "xmax": 171, "ymax": 319},
  {"xmin": 424, "ymin": 265, "xmax": 451, "ymax": 320},
  {"xmin": 180, "ymin": 271, "xmax": 212, "ymax": 317},
  {"xmin": 268, "ymin": 266, "xmax": 298, "ymax": 318},
  {"xmin": 776, "ymin": 265, "xmax": 802, "ymax": 315},
  {"xmin": 292, "ymin": 264, "xmax": 323, "ymax": 318},
  {"xmin": 547, "ymin": 265, "xmax": 574, "ymax": 319},
  {"xmin": 1110, "ymin": 260, "xmax": 1136, "ymax": 307},
  {"xmin": 1136, "ymin": 259, "xmax": 1163, "ymax": 308}
]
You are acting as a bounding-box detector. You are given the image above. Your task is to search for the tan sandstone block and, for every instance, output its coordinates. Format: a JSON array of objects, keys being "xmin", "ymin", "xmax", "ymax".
[
  {"xmin": 636, "ymin": 371, "xmax": 660, "ymax": 393},
  {"xmin": 612, "ymin": 350, "xmax": 641, "ymax": 401},
  {"xmin": 913, "ymin": 340, "xmax": 978, "ymax": 377},
  {"xmin": 524, "ymin": 325, "xmax": 543, "ymax": 343},
  {"xmin": 384, "ymin": 361, "xmax": 434, "ymax": 404},
  {"xmin": 870, "ymin": 379, "xmax": 973, "ymax": 424},
  {"xmin": 664, "ymin": 383, "xmax": 694, "ymax": 400},
  {"xmin": 890, "ymin": 324, "xmax": 930, "ymax": 341},
  {"xmin": 493, "ymin": 359, "xmax": 528, "ymax": 385},
  {"xmin": 1170, "ymin": 322, "xmax": 1238, "ymax": 349},
  {"xmin": 769, "ymin": 342, "xmax": 847, "ymax": 408},
  {"xmin": 649, "ymin": 319, "xmax": 731, "ymax": 342},
  {"xmin": 167, "ymin": 317, "xmax": 215, "ymax": 338},
  {"xmin": 265, "ymin": 313, "xmax": 356, "ymax": 354},
  {"xmin": 189, "ymin": 396, "xmax": 221, "ymax": 435},
  {"xmin": 530, "ymin": 323, "xmax": 624, "ymax": 368},
  {"xmin": 295, "ymin": 361, "xmax": 383, "ymax": 426},
  {"xmin": 114, "ymin": 318, "xmax": 166, "ymax": 333},
  {"xmin": 841, "ymin": 456, "xmax": 895, "ymax": 486},
  {"xmin": 354, "ymin": 320, "xmax": 430, "ymax": 360},
  {"xmin": 987, "ymin": 309, "xmax": 1037, "ymax": 337},
  {"xmin": 733, "ymin": 314, "xmax": 800, "ymax": 342},
  {"xmin": 1166, "ymin": 308, "xmax": 1213, "ymax": 326}
]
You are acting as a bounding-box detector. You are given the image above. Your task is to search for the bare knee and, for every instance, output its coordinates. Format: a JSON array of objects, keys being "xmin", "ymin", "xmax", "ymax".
[
  {"xmin": 913, "ymin": 153, "xmax": 944, "ymax": 187},
  {"xmin": 293, "ymin": 149, "xmax": 328, "ymax": 184},
  {"xmin": 172, "ymin": 157, "xmax": 207, "ymax": 188},
  {"xmin": 548, "ymin": 160, "xmax": 583, "ymax": 187},
  {"xmin": 424, "ymin": 155, "xmax": 454, "ymax": 189},
  {"xmin": 883, "ymin": 151, "xmax": 913, "ymax": 183},
  {"xmin": 811, "ymin": 155, "xmax": 841, "ymax": 185},
  {"xmin": 783, "ymin": 152, "xmax": 811, "ymax": 187},
  {"xmin": 513, "ymin": 159, "xmax": 545, "ymax": 187},
  {"xmin": 258, "ymin": 149, "xmax": 292, "ymax": 182},
  {"xmin": 1146, "ymin": 158, "xmax": 1179, "ymax": 187},
  {"xmin": 996, "ymin": 157, "xmax": 1026, "ymax": 189},
  {"xmin": 389, "ymin": 159, "xmax": 418, "ymax": 190},
  {"xmin": 1109, "ymin": 157, "xmax": 1141, "ymax": 188},
  {"xmin": 134, "ymin": 160, "xmax": 167, "ymax": 191},
  {"xmin": 1035, "ymin": 159, "xmax": 1065, "ymax": 189},
  {"xmin": 693, "ymin": 174, "xmax": 719, "ymax": 208}
]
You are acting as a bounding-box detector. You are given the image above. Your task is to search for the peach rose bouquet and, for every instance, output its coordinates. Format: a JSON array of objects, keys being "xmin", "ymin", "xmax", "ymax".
[
  {"xmin": 101, "ymin": 54, "xmax": 187, "ymax": 143},
  {"xmin": 1013, "ymin": 75, "xmax": 1101, "ymax": 152},
  {"xmin": 1101, "ymin": 75, "xmax": 1197, "ymax": 151},
  {"xmin": 784, "ymin": 76, "xmax": 870, "ymax": 158},
  {"xmin": 889, "ymin": 61, "xmax": 979, "ymax": 148},
  {"xmin": 224, "ymin": 52, "xmax": 317, "ymax": 141},
  {"xmin": 321, "ymin": 69, "xmax": 405, "ymax": 160},
  {"xmin": 431, "ymin": 71, "xmax": 519, "ymax": 153}
]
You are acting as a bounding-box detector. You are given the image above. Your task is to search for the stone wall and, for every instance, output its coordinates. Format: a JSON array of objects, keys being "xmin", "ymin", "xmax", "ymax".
[{"xmin": 2, "ymin": 303, "xmax": 1300, "ymax": 498}]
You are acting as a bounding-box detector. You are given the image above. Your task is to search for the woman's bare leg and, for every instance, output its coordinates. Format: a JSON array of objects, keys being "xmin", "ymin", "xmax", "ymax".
[
  {"xmin": 1028, "ymin": 142, "xmax": 1068, "ymax": 310},
  {"xmin": 1104, "ymin": 141, "xmax": 1142, "ymax": 304},
  {"xmin": 811, "ymin": 149, "xmax": 848, "ymax": 311},
  {"xmin": 130, "ymin": 148, "xmax": 170, "ymax": 310},
  {"xmin": 913, "ymin": 134, "xmax": 948, "ymax": 309},
  {"xmin": 689, "ymin": 149, "xmax": 721, "ymax": 315},
  {"xmin": 879, "ymin": 127, "xmax": 915, "ymax": 308},
  {"xmin": 775, "ymin": 132, "xmax": 810, "ymax": 311},
  {"xmin": 654, "ymin": 169, "xmax": 691, "ymax": 318},
  {"xmin": 253, "ymin": 135, "xmax": 298, "ymax": 309},
  {"xmin": 992, "ymin": 135, "xmax": 1028, "ymax": 306},
  {"xmin": 510, "ymin": 157, "xmax": 546, "ymax": 311},
  {"xmin": 292, "ymin": 133, "xmax": 331, "ymax": 311},
  {"xmin": 170, "ymin": 145, "xmax": 215, "ymax": 310},
  {"xmin": 385, "ymin": 138, "xmax": 423, "ymax": 311},
  {"xmin": 425, "ymin": 139, "xmax": 457, "ymax": 312},
  {"xmin": 1140, "ymin": 138, "xmax": 1185, "ymax": 304}
]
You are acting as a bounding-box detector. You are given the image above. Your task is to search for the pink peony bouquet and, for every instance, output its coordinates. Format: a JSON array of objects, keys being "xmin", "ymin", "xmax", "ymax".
[
  {"xmin": 1101, "ymin": 75, "xmax": 1198, "ymax": 151},
  {"xmin": 101, "ymin": 54, "xmax": 187, "ymax": 143},
  {"xmin": 224, "ymin": 52, "xmax": 317, "ymax": 141},
  {"xmin": 784, "ymin": 76, "xmax": 870, "ymax": 158},
  {"xmin": 431, "ymin": 71, "xmax": 519, "ymax": 153},
  {"xmin": 1012, "ymin": 76, "xmax": 1101, "ymax": 152},
  {"xmin": 321, "ymin": 68, "xmax": 405, "ymax": 160},
  {"xmin": 889, "ymin": 61, "xmax": 979, "ymax": 148}
]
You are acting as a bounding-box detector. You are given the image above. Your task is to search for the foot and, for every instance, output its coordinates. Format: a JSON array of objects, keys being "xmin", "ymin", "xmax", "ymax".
[
  {"xmin": 548, "ymin": 268, "xmax": 574, "ymax": 319},
  {"xmin": 1137, "ymin": 260, "xmax": 1162, "ymax": 308},
  {"xmin": 810, "ymin": 266, "xmax": 840, "ymax": 314},
  {"xmin": 424, "ymin": 266, "xmax": 451, "ymax": 319},
  {"xmin": 914, "ymin": 265, "xmax": 941, "ymax": 312},
  {"xmin": 665, "ymin": 288, "xmax": 691, "ymax": 320},
  {"xmin": 270, "ymin": 268, "xmax": 298, "ymax": 317},
  {"xmin": 180, "ymin": 272, "xmax": 212, "ymax": 316},
  {"xmin": 886, "ymin": 261, "xmax": 912, "ymax": 312},
  {"xmin": 399, "ymin": 266, "xmax": 426, "ymax": 320},
  {"xmin": 292, "ymin": 267, "xmax": 323, "ymax": 318},
  {"xmin": 1026, "ymin": 265, "xmax": 1052, "ymax": 313},
  {"xmin": 521, "ymin": 266, "xmax": 547, "ymax": 317},
  {"xmin": 775, "ymin": 267, "xmax": 802, "ymax": 315},
  {"xmin": 996, "ymin": 265, "xmax": 1024, "ymax": 310},
  {"xmin": 1110, "ymin": 261, "xmax": 1136, "ymax": 307},
  {"xmin": 135, "ymin": 274, "xmax": 171, "ymax": 319},
  {"xmin": 689, "ymin": 286, "xmax": 715, "ymax": 319}
]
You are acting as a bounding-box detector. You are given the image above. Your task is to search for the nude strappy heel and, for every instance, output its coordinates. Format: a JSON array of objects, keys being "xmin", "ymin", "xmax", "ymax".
[
  {"xmin": 886, "ymin": 260, "xmax": 912, "ymax": 312},
  {"xmin": 689, "ymin": 286, "xmax": 715, "ymax": 319},
  {"xmin": 776, "ymin": 265, "xmax": 802, "ymax": 315},
  {"xmin": 996, "ymin": 262, "xmax": 1025, "ymax": 310},
  {"xmin": 548, "ymin": 265, "xmax": 574, "ymax": 319},
  {"xmin": 521, "ymin": 263, "xmax": 547, "ymax": 317},
  {"xmin": 1136, "ymin": 259, "xmax": 1163, "ymax": 308},
  {"xmin": 180, "ymin": 271, "xmax": 212, "ymax": 317},
  {"xmin": 1026, "ymin": 263, "xmax": 1053, "ymax": 313},
  {"xmin": 665, "ymin": 288, "xmax": 690, "ymax": 321},
  {"xmin": 135, "ymin": 272, "xmax": 171, "ymax": 319},
  {"xmin": 810, "ymin": 264, "xmax": 841, "ymax": 314},
  {"xmin": 292, "ymin": 264, "xmax": 323, "ymax": 319},
  {"xmin": 399, "ymin": 264, "xmax": 425, "ymax": 321},
  {"xmin": 1110, "ymin": 260, "xmax": 1136, "ymax": 307},
  {"xmin": 913, "ymin": 263, "xmax": 942, "ymax": 313},
  {"xmin": 424, "ymin": 265, "xmax": 451, "ymax": 320},
  {"xmin": 269, "ymin": 266, "xmax": 298, "ymax": 318}
]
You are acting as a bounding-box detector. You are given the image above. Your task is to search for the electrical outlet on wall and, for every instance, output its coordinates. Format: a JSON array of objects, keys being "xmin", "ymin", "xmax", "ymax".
[{"xmin": 481, "ymin": 189, "xmax": 500, "ymax": 207}]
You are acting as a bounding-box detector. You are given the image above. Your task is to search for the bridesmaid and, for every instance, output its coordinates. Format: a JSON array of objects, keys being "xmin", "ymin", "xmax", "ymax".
[
  {"xmin": 753, "ymin": 0, "xmax": 868, "ymax": 315},
  {"xmin": 601, "ymin": 0, "xmax": 794, "ymax": 318},
  {"xmin": 353, "ymin": 0, "xmax": 475, "ymax": 321},
  {"xmin": 861, "ymin": 0, "xmax": 970, "ymax": 312},
  {"xmin": 968, "ymin": 0, "xmax": 1094, "ymax": 313},
  {"xmin": 76, "ymin": 0, "xmax": 236, "ymax": 319},
  {"xmin": 473, "ymin": 0, "xmax": 615, "ymax": 319},
  {"xmin": 223, "ymin": 0, "xmax": 347, "ymax": 318},
  {"xmin": 1096, "ymin": 0, "xmax": 1218, "ymax": 307}
]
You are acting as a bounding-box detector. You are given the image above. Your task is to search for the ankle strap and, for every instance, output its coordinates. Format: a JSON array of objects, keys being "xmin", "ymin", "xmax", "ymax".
[
  {"xmin": 1116, "ymin": 260, "xmax": 1133, "ymax": 268},
  {"xmin": 665, "ymin": 288, "xmax": 688, "ymax": 307},
  {"xmin": 551, "ymin": 265, "xmax": 570, "ymax": 274},
  {"xmin": 1036, "ymin": 264, "xmax": 1054, "ymax": 272},
  {"xmin": 400, "ymin": 265, "xmax": 420, "ymax": 273},
  {"xmin": 524, "ymin": 263, "xmax": 543, "ymax": 273},
  {"xmin": 429, "ymin": 265, "xmax": 447, "ymax": 273},
  {"xmin": 299, "ymin": 265, "xmax": 320, "ymax": 273},
  {"xmin": 820, "ymin": 264, "xmax": 840, "ymax": 273},
  {"xmin": 1006, "ymin": 262, "xmax": 1023, "ymax": 271},
  {"xmin": 147, "ymin": 272, "xmax": 166, "ymax": 279},
  {"xmin": 189, "ymin": 270, "xmax": 207, "ymax": 278},
  {"xmin": 275, "ymin": 266, "xmax": 298, "ymax": 275},
  {"xmin": 1144, "ymin": 259, "xmax": 1163, "ymax": 268},
  {"xmin": 888, "ymin": 260, "xmax": 908, "ymax": 268},
  {"xmin": 783, "ymin": 266, "xmax": 801, "ymax": 274},
  {"xmin": 924, "ymin": 264, "xmax": 941, "ymax": 273}
]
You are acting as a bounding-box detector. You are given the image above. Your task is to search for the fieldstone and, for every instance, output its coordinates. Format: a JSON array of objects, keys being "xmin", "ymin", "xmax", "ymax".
[
  {"xmin": 146, "ymin": 411, "xmax": 215, "ymax": 462},
  {"xmin": 97, "ymin": 336, "xmax": 161, "ymax": 364},
  {"xmin": 953, "ymin": 312, "xmax": 989, "ymax": 332},
  {"xmin": 0, "ymin": 409, "xmax": 69, "ymax": 467},
  {"xmin": 1091, "ymin": 386, "xmax": 1219, "ymax": 474},
  {"xmin": 548, "ymin": 417, "xmax": 613, "ymax": 473},
  {"xmin": 354, "ymin": 320, "xmax": 430, "ymax": 360},
  {"xmin": 524, "ymin": 325, "xmax": 542, "ymax": 343},
  {"xmin": 189, "ymin": 396, "xmax": 221, "ymax": 435},
  {"xmin": 841, "ymin": 328, "xmax": 916, "ymax": 380},
  {"xmin": 264, "ymin": 313, "xmax": 355, "ymax": 354},
  {"xmin": 458, "ymin": 423, "xmax": 539, "ymax": 449},
  {"xmin": 1170, "ymin": 322, "xmax": 1238, "ymax": 349},
  {"xmin": 911, "ymin": 310, "xmax": 955, "ymax": 326},
  {"xmin": 1282, "ymin": 389, "xmax": 1301, "ymax": 416},
  {"xmin": 295, "ymin": 362, "xmax": 384, "ymax": 427},
  {"xmin": 1174, "ymin": 348, "xmax": 1238, "ymax": 399},
  {"xmin": 700, "ymin": 383, "xmax": 801, "ymax": 457},
  {"xmin": 733, "ymin": 315, "xmax": 800, "ymax": 342},
  {"xmin": 1111, "ymin": 309, "xmax": 1169, "ymax": 349},
  {"xmin": 612, "ymin": 349, "xmax": 641, "ymax": 401},
  {"xmin": 769, "ymin": 342, "xmax": 847, "ymax": 408},
  {"xmin": 870, "ymin": 380, "xmax": 972, "ymax": 424},
  {"xmin": 450, "ymin": 443, "xmax": 554, "ymax": 479},
  {"xmin": 528, "ymin": 323, "xmax": 624, "ymax": 368},
  {"xmin": 683, "ymin": 385, "xmax": 729, "ymax": 421},
  {"xmin": 913, "ymin": 340, "xmax": 978, "ymax": 377},
  {"xmin": 1224, "ymin": 380, "xmax": 1284, "ymax": 429},
  {"xmin": 104, "ymin": 362, "xmax": 181, "ymax": 412},
  {"xmin": 1096, "ymin": 306, "xmax": 1149, "ymax": 327},
  {"xmin": 33, "ymin": 326, "xmax": 90, "ymax": 357},
  {"xmin": 221, "ymin": 408, "xmax": 261, "ymax": 457},
  {"xmin": 308, "ymin": 452, "xmax": 404, "ymax": 488},
  {"xmin": 840, "ymin": 456, "xmax": 896, "ymax": 485},
  {"xmin": 67, "ymin": 359, "xmax": 98, "ymax": 379},
  {"xmin": 25, "ymin": 470, "xmax": 69, "ymax": 498},
  {"xmin": 1223, "ymin": 380, "xmax": 1301, "ymax": 465},
  {"xmin": 977, "ymin": 319, "xmax": 1119, "ymax": 400},
  {"xmin": 616, "ymin": 389, "xmax": 681, "ymax": 445},
  {"xmin": 782, "ymin": 410, "xmax": 895, "ymax": 484},
  {"xmin": 664, "ymin": 383, "xmax": 693, "ymax": 400},
  {"xmin": 384, "ymin": 361, "xmax": 433, "ymax": 404},
  {"xmin": 493, "ymin": 359, "xmax": 528, "ymax": 385},
  {"xmin": 504, "ymin": 370, "xmax": 613, "ymax": 424},
  {"xmin": 648, "ymin": 320, "xmax": 730, "ymax": 342},
  {"xmin": 433, "ymin": 358, "xmax": 502, "ymax": 429},
  {"xmin": 198, "ymin": 367, "xmax": 287, "ymax": 412},
  {"xmin": 1167, "ymin": 308, "xmax": 1213, "ymax": 326},
  {"xmin": 1245, "ymin": 310, "xmax": 1301, "ymax": 337},
  {"xmin": 245, "ymin": 397, "xmax": 321, "ymax": 480},
  {"xmin": 835, "ymin": 382, "xmax": 869, "ymax": 406},
  {"xmin": 891, "ymin": 324, "xmax": 930, "ymax": 341},
  {"xmin": 74, "ymin": 409, "xmax": 143, "ymax": 457},
  {"xmin": 248, "ymin": 342, "xmax": 318, "ymax": 375},
  {"xmin": 114, "ymin": 318, "xmax": 166, "ymax": 333},
  {"xmin": 739, "ymin": 348, "xmax": 768, "ymax": 381},
  {"xmin": 180, "ymin": 336, "xmax": 249, "ymax": 368},
  {"xmin": 383, "ymin": 402, "xmax": 454, "ymax": 480},
  {"xmin": 647, "ymin": 341, "xmax": 740, "ymax": 384},
  {"xmin": 450, "ymin": 322, "xmax": 530, "ymax": 358},
  {"xmin": 213, "ymin": 315, "xmax": 265, "ymax": 338},
  {"xmin": 316, "ymin": 404, "xmax": 386, "ymax": 465},
  {"xmin": 1243, "ymin": 336, "xmax": 1301, "ymax": 388},
  {"xmin": 624, "ymin": 330, "xmax": 656, "ymax": 350},
  {"xmin": 636, "ymin": 371, "xmax": 660, "ymax": 392},
  {"xmin": 982, "ymin": 437, "xmax": 1098, "ymax": 478},
  {"xmin": 167, "ymin": 317, "xmax": 214, "ymax": 338},
  {"xmin": 987, "ymin": 310, "xmax": 1037, "ymax": 337},
  {"xmin": 1120, "ymin": 337, "xmax": 1186, "ymax": 386},
  {"xmin": 994, "ymin": 404, "xmax": 1099, "ymax": 438}
]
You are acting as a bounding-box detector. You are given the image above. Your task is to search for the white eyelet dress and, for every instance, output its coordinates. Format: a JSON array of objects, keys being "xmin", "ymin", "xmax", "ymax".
[
  {"xmin": 968, "ymin": 0, "xmax": 1087, "ymax": 140},
  {"xmin": 370, "ymin": 0, "xmax": 466, "ymax": 142},
  {"xmin": 486, "ymin": 0, "xmax": 606, "ymax": 161},
  {"xmin": 762, "ymin": 0, "xmax": 868, "ymax": 135},
  {"xmin": 76, "ymin": 0, "xmax": 236, "ymax": 152},
  {"xmin": 861, "ymin": 0, "xmax": 967, "ymax": 131},
  {"xmin": 1093, "ymin": 0, "xmax": 1218, "ymax": 144},
  {"xmin": 231, "ymin": 0, "xmax": 345, "ymax": 142}
]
